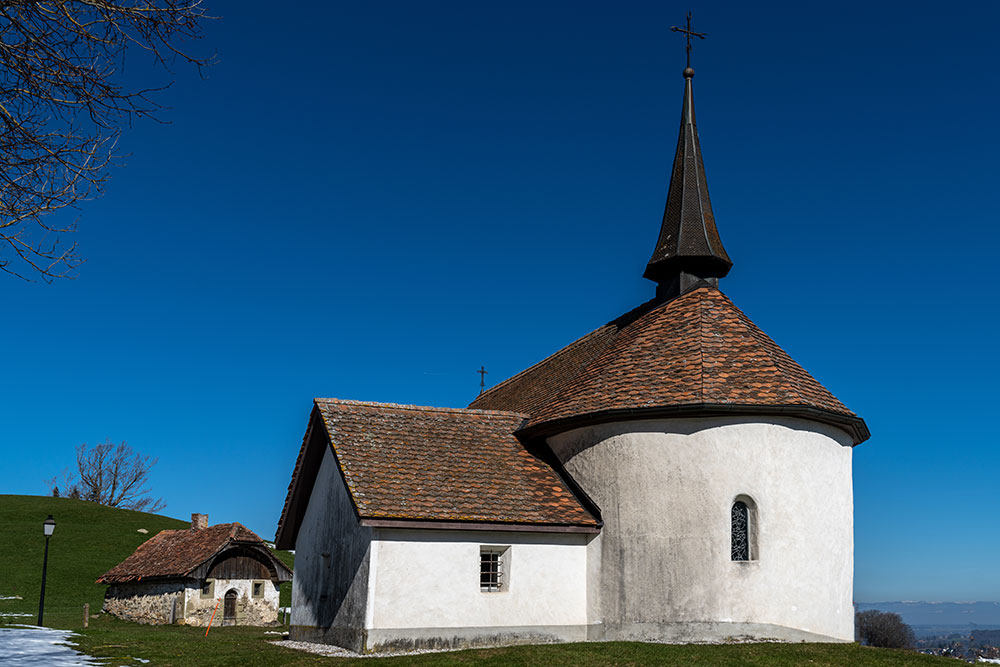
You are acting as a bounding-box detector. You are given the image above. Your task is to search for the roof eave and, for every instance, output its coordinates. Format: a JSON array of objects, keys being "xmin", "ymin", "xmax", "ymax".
[
  {"xmin": 359, "ymin": 517, "xmax": 600, "ymax": 534},
  {"xmin": 187, "ymin": 540, "xmax": 294, "ymax": 583},
  {"xmin": 96, "ymin": 574, "xmax": 197, "ymax": 585},
  {"xmin": 274, "ymin": 405, "xmax": 326, "ymax": 550},
  {"xmin": 643, "ymin": 254, "xmax": 733, "ymax": 284},
  {"xmin": 520, "ymin": 403, "xmax": 870, "ymax": 446}
]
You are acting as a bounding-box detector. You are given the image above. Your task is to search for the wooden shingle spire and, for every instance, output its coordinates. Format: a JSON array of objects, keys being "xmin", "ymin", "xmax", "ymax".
[{"xmin": 644, "ymin": 28, "xmax": 732, "ymax": 297}]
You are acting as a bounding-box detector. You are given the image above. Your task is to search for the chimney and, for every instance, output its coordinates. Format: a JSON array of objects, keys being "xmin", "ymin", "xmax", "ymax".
[{"xmin": 191, "ymin": 513, "xmax": 208, "ymax": 530}]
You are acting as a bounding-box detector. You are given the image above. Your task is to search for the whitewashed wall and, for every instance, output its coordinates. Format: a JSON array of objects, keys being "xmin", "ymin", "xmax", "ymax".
[
  {"xmin": 291, "ymin": 445, "xmax": 373, "ymax": 650},
  {"xmin": 288, "ymin": 440, "xmax": 593, "ymax": 651},
  {"xmin": 547, "ymin": 416, "xmax": 855, "ymax": 642},
  {"xmin": 182, "ymin": 579, "xmax": 280, "ymax": 626},
  {"xmin": 369, "ymin": 529, "xmax": 589, "ymax": 631}
]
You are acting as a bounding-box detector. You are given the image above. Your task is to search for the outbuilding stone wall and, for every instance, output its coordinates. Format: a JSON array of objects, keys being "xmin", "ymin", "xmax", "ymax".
[
  {"xmin": 102, "ymin": 581, "xmax": 185, "ymax": 625},
  {"xmin": 103, "ymin": 579, "xmax": 280, "ymax": 626}
]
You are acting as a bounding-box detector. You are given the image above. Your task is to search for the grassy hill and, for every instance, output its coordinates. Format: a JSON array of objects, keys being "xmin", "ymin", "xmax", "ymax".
[{"xmin": 0, "ymin": 494, "xmax": 292, "ymax": 628}]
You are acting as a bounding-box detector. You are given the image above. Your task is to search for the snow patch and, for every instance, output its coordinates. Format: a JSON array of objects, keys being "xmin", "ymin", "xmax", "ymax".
[{"xmin": 0, "ymin": 625, "xmax": 100, "ymax": 666}]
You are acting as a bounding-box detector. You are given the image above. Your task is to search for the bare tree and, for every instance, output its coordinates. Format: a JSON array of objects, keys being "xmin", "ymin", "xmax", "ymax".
[
  {"xmin": 73, "ymin": 438, "xmax": 165, "ymax": 512},
  {"xmin": 0, "ymin": 1, "xmax": 212, "ymax": 281}
]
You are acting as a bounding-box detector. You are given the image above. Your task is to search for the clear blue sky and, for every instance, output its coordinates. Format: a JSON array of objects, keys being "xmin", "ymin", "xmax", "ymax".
[{"xmin": 2, "ymin": 1, "xmax": 997, "ymax": 602}]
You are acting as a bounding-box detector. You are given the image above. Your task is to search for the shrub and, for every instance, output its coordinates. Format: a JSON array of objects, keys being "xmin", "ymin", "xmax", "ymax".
[{"xmin": 856, "ymin": 609, "xmax": 916, "ymax": 649}]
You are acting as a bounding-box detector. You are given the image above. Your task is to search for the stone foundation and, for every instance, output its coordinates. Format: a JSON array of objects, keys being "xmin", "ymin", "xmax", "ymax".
[
  {"xmin": 103, "ymin": 582, "xmax": 184, "ymax": 625},
  {"xmin": 103, "ymin": 578, "xmax": 281, "ymax": 626}
]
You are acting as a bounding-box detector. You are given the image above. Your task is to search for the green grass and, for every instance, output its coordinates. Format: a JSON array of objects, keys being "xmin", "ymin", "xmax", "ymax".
[
  {"xmin": 0, "ymin": 495, "xmax": 955, "ymax": 665},
  {"xmin": 70, "ymin": 616, "xmax": 956, "ymax": 666},
  {"xmin": 0, "ymin": 494, "xmax": 293, "ymax": 628}
]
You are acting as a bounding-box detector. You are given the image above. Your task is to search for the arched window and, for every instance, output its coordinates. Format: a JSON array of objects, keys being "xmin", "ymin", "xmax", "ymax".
[{"xmin": 731, "ymin": 496, "xmax": 757, "ymax": 561}]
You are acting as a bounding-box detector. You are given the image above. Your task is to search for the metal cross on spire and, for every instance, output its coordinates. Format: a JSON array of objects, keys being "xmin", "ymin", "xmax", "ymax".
[
  {"xmin": 670, "ymin": 11, "xmax": 707, "ymax": 69},
  {"xmin": 477, "ymin": 366, "xmax": 488, "ymax": 394}
]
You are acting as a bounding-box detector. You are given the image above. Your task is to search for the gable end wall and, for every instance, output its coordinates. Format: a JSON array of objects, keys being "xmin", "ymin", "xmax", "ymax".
[{"xmin": 290, "ymin": 443, "xmax": 373, "ymax": 651}]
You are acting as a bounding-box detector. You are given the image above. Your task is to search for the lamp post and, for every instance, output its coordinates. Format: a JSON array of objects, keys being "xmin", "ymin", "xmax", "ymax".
[{"xmin": 37, "ymin": 514, "xmax": 55, "ymax": 626}]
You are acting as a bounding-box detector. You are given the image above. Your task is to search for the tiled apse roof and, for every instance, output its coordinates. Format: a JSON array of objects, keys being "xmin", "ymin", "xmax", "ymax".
[
  {"xmin": 470, "ymin": 285, "xmax": 868, "ymax": 443},
  {"xmin": 97, "ymin": 523, "xmax": 269, "ymax": 584},
  {"xmin": 314, "ymin": 399, "xmax": 597, "ymax": 527}
]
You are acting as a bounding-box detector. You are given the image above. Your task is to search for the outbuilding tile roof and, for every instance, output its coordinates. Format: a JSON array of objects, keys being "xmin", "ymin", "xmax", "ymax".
[
  {"xmin": 314, "ymin": 399, "xmax": 598, "ymax": 527},
  {"xmin": 97, "ymin": 523, "xmax": 271, "ymax": 584},
  {"xmin": 471, "ymin": 285, "xmax": 867, "ymax": 443}
]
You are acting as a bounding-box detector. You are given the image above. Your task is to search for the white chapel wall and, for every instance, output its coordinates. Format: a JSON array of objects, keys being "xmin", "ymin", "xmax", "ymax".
[
  {"xmin": 291, "ymin": 444, "xmax": 373, "ymax": 650},
  {"xmin": 365, "ymin": 528, "xmax": 590, "ymax": 649},
  {"xmin": 547, "ymin": 415, "xmax": 855, "ymax": 642}
]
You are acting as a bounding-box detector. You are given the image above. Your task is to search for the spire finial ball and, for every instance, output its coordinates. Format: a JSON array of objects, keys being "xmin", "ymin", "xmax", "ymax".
[{"xmin": 683, "ymin": 67, "xmax": 695, "ymax": 79}]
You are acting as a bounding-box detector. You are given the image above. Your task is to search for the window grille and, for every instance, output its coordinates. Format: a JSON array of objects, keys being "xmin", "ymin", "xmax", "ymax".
[
  {"xmin": 731, "ymin": 500, "xmax": 751, "ymax": 561},
  {"xmin": 480, "ymin": 548, "xmax": 505, "ymax": 592}
]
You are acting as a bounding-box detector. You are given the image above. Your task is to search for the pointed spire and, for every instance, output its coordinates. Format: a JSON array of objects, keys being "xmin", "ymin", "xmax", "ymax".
[{"xmin": 643, "ymin": 67, "xmax": 732, "ymax": 297}]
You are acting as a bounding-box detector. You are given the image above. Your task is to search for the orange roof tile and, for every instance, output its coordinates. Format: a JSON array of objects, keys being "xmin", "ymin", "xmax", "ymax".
[
  {"xmin": 274, "ymin": 400, "xmax": 598, "ymax": 547},
  {"xmin": 97, "ymin": 523, "xmax": 291, "ymax": 584},
  {"xmin": 316, "ymin": 400, "xmax": 597, "ymax": 526},
  {"xmin": 471, "ymin": 286, "xmax": 868, "ymax": 443}
]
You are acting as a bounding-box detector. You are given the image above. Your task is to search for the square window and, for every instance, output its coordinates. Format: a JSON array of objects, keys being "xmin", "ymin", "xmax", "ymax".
[
  {"xmin": 200, "ymin": 580, "xmax": 214, "ymax": 599},
  {"xmin": 252, "ymin": 582, "xmax": 263, "ymax": 598},
  {"xmin": 480, "ymin": 546, "xmax": 509, "ymax": 592}
]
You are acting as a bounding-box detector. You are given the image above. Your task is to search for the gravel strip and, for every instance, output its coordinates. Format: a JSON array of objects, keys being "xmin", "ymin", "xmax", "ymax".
[{"xmin": 271, "ymin": 639, "xmax": 478, "ymax": 659}]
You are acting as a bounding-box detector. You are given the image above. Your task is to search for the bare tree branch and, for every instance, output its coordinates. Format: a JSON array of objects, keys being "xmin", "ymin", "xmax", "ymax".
[
  {"xmin": 0, "ymin": 0, "xmax": 214, "ymax": 281},
  {"xmin": 70, "ymin": 438, "xmax": 166, "ymax": 512}
]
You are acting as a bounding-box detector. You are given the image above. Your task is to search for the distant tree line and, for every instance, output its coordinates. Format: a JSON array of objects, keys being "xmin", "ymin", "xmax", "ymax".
[{"xmin": 47, "ymin": 439, "xmax": 165, "ymax": 513}]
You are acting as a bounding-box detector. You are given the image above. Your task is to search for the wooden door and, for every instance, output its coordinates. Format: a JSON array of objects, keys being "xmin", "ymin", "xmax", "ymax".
[{"xmin": 223, "ymin": 589, "xmax": 237, "ymax": 625}]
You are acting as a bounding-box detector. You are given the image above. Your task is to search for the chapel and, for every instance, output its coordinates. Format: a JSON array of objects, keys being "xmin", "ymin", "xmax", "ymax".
[{"xmin": 275, "ymin": 59, "xmax": 869, "ymax": 653}]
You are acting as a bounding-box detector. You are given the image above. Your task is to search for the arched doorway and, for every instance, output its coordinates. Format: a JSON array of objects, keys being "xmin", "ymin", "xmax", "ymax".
[{"xmin": 223, "ymin": 589, "xmax": 237, "ymax": 625}]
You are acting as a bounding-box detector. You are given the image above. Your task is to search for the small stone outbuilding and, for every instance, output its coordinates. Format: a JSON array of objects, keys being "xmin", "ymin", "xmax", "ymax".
[{"xmin": 97, "ymin": 513, "xmax": 292, "ymax": 626}]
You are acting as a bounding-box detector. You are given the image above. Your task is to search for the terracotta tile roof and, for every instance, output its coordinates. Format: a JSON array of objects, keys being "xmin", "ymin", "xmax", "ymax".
[
  {"xmin": 97, "ymin": 523, "xmax": 280, "ymax": 584},
  {"xmin": 315, "ymin": 399, "xmax": 598, "ymax": 527},
  {"xmin": 471, "ymin": 286, "xmax": 868, "ymax": 443}
]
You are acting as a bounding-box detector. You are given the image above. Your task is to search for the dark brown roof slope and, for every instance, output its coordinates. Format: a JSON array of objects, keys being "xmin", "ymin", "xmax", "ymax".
[
  {"xmin": 316, "ymin": 400, "xmax": 598, "ymax": 526},
  {"xmin": 97, "ymin": 523, "xmax": 290, "ymax": 584},
  {"xmin": 471, "ymin": 286, "xmax": 868, "ymax": 444}
]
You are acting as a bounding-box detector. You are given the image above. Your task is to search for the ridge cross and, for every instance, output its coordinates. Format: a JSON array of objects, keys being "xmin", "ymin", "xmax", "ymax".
[{"xmin": 477, "ymin": 365, "xmax": 488, "ymax": 394}]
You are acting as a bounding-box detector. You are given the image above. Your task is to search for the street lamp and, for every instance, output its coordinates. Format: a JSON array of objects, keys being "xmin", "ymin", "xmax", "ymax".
[{"xmin": 37, "ymin": 515, "xmax": 55, "ymax": 626}]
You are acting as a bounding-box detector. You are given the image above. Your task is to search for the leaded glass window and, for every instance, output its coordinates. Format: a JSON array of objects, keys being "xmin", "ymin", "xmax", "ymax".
[{"xmin": 731, "ymin": 500, "xmax": 750, "ymax": 561}]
